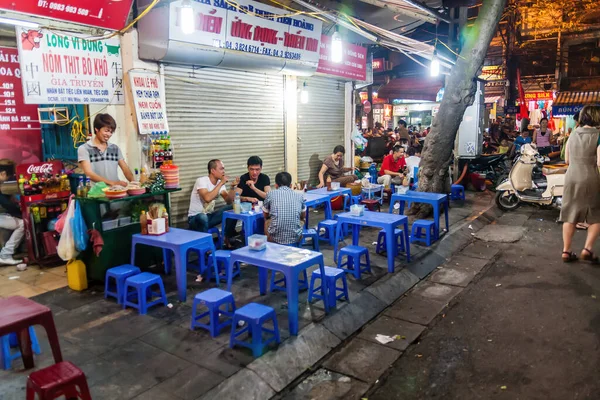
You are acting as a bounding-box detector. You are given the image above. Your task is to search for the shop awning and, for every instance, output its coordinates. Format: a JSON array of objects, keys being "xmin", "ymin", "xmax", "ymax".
[
  {"xmin": 484, "ymin": 96, "xmax": 502, "ymax": 104},
  {"xmin": 552, "ymin": 91, "xmax": 600, "ymax": 116},
  {"xmin": 377, "ymin": 77, "xmax": 444, "ymax": 102}
]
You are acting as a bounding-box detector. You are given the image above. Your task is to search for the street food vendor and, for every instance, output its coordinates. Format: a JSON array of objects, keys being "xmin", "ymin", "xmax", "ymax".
[
  {"xmin": 0, "ymin": 159, "xmax": 24, "ymax": 266},
  {"xmin": 78, "ymin": 114, "xmax": 134, "ymax": 186}
]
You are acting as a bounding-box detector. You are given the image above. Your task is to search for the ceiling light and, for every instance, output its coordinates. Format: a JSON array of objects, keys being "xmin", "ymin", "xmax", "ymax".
[
  {"xmin": 180, "ymin": 0, "xmax": 195, "ymax": 35},
  {"xmin": 331, "ymin": 27, "xmax": 343, "ymax": 63},
  {"xmin": 0, "ymin": 17, "xmax": 39, "ymax": 29},
  {"xmin": 430, "ymin": 50, "xmax": 440, "ymax": 77}
]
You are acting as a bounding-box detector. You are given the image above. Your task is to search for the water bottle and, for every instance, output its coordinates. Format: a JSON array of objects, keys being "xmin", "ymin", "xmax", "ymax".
[{"xmin": 234, "ymin": 192, "xmax": 241, "ymax": 214}]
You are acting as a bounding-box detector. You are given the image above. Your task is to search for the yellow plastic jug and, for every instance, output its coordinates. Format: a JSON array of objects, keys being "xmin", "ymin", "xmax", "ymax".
[{"xmin": 66, "ymin": 259, "xmax": 88, "ymax": 291}]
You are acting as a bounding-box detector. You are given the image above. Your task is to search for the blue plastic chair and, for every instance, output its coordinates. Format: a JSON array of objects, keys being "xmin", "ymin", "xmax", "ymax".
[
  {"xmin": 450, "ymin": 184, "xmax": 466, "ymax": 200},
  {"xmin": 190, "ymin": 288, "xmax": 236, "ymax": 337},
  {"xmin": 122, "ymin": 272, "xmax": 168, "ymax": 314},
  {"xmin": 308, "ymin": 266, "xmax": 349, "ymax": 312},
  {"xmin": 210, "ymin": 250, "xmax": 241, "ymax": 283},
  {"xmin": 230, "ymin": 303, "xmax": 280, "ymax": 357},
  {"xmin": 105, "ymin": 265, "xmax": 141, "ymax": 304},
  {"xmin": 300, "ymin": 228, "xmax": 319, "ymax": 251},
  {"xmin": 318, "ymin": 220, "xmax": 338, "ymax": 246},
  {"xmin": 1, "ymin": 327, "xmax": 41, "ymax": 370},
  {"xmin": 337, "ymin": 245, "xmax": 371, "ymax": 279},
  {"xmin": 411, "ymin": 220, "xmax": 436, "ymax": 246},
  {"xmin": 376, "ymin": 229, "xmax": 405, "ymax": 256},
  {"xmin": 186, "ymin": 242, "xmax": 219, "ymax": 278}
]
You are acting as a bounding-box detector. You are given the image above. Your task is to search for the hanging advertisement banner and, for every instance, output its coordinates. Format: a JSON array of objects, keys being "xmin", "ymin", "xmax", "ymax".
[
  {"xmin": 16, "ymin": 27, "xmax": 124, "ymax": 105},
  {"xmin": 0, "ymin": 46, "xmax": 41, "ymax": 164},
  {"xmin": 0, "ymin": 0, "xmax": 134, "ymax": 31},
  {"xmin": 129, "ymin": 71, "xmax": 169, "ymax": 135},
  {"xmin": 316, "ymin": 35, "xmax": 367, "ymax": 81}
]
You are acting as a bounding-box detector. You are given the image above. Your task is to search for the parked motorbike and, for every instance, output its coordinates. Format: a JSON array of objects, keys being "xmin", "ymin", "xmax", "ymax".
[
  {"xmin": 466, "ymin": 153, "xmax": 510, "ymax": 191},
  {"xmin": 495, "ymin": 144, "xmax": 565, "ymax": 211}
]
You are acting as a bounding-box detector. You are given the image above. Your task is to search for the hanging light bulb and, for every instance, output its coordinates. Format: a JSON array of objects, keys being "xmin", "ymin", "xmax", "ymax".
[
  {"xmin": 180, "ymin": 0, "xmax": 195, "ymax": 35},
  {"xmin": 300, "ymin": 82, "xmax": 309, "ymax": 104},
  {"xmin": 331, "ymin": 27, "xmax": 343, "ymax": 63},
  {"xmin": 430, "ymin": 50, "xmax": 440, "ymax": 77}
]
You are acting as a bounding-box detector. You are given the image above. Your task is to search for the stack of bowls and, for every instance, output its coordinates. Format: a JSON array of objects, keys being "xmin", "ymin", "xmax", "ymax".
[{"xmin": 160, "ymin": 164, "xmax": 180, "ymax": 189}]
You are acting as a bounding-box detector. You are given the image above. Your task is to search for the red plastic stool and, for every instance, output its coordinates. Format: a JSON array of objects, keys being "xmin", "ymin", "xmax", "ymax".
[{"xmin": 26, "ymin": 361, "xmax": 91, "ymax": 400}]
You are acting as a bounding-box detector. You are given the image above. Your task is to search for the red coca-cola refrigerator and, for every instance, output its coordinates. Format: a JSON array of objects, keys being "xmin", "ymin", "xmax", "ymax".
[{"xmin": 16, "ymin": 161, "xmax": 71, "ymax": 266}]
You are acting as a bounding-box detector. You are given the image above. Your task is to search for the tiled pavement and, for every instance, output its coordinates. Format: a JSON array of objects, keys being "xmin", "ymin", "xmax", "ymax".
[{"xmin": 0, "ymin": 191, "xmax": 501, "ymax": 400}]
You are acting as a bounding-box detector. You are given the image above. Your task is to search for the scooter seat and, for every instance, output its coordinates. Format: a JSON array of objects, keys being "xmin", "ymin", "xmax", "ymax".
[
  {"xmin": 471, "ymin": 154, "xmax": 506, "ymax": 166},
  {"xmin": 543, "ymin": 167, "xmax": 567, "ymax": 175}
]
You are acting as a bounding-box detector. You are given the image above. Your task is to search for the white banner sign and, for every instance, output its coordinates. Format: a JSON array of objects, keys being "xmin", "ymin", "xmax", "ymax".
[
  {"xmin": 169, "ymin": 0, "xmax": 322, "ymax": 66},
  {"xmin": 129, "ymin": 71, "xmax": 168, "ymax": 135},
  {"xmin": 16, "ymin": 27, "xmax": 124, "ymax": 104}
]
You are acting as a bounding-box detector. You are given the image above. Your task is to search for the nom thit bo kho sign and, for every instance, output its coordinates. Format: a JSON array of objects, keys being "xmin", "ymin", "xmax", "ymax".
[
  {"xmin": 16, "ymin": 27, "xmax": 124, "ymax": 104},
  {"xmin": 129, "ymin": 71, "xmax": 168, "ymax": 135}
]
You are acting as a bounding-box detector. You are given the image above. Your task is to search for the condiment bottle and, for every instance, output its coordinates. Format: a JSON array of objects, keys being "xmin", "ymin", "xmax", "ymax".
[
  {"xmin": 140, "ymin": 211, "xmax": 148, "ymax": 235},
  {"xmin": 162, "ymin": 208, "xmax": 169, "ymax": 232}
]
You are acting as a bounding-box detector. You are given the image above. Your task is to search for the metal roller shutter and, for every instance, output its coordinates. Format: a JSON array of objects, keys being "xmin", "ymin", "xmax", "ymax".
[
  {"xmin": 297, "ymin": 76, "xmax": 346, "ymax": 185},
  {"xmin": 163, "ymin": 65, "xmax": 285, "ymax": 225}
]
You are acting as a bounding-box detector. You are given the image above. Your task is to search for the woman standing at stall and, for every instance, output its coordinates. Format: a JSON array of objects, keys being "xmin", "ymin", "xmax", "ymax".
[
  {"xmin": 316, "ymin": 145, "xmax": 358, "ymax": 188},
  {"xmin": 560, "ymin": 105, "xmax": 600, "ymax": 263},
  {"xmin": 532, "ymin": 117, "xmax": 556, "ymax": 155}
]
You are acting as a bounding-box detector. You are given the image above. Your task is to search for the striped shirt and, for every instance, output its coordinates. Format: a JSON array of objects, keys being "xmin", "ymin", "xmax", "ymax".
[{"xmin": 262, "ymin": 186, "xmax": 305, "ymax": 245}]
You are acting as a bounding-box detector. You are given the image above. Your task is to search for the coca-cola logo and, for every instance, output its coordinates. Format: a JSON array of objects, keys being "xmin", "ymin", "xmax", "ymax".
[{"xmin": 26, "ymin": 163, "xmax": 53, "ymax": 175}]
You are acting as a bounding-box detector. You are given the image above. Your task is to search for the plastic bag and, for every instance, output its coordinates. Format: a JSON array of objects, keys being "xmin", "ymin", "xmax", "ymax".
[
  {"xmin": 57, "ymin": 197, "xmax": 78, "ymax": 261},
  {"xmin": 87, "ymin": 182, "xmax": 108, "ymax": 198},
  {"xmin": 71, "ymin": 200, "xmax": 88, "ymax": 252}
]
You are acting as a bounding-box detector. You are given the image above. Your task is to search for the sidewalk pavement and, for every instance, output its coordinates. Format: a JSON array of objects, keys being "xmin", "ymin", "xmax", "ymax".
[{"xmin": 0, "ymin": 191, "xmax": 501, "ymax": 400}]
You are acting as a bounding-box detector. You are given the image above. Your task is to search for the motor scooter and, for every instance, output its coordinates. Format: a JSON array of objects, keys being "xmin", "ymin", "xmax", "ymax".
[{"xmin": 495, "ymin": 144, "xmax": 566, "ymax": 211}]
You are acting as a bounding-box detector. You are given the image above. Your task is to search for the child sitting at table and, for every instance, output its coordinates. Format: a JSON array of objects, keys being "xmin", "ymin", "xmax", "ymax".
[{"xmin": 262, "ymin": 172, "xmax": 306, "ymax": 246}]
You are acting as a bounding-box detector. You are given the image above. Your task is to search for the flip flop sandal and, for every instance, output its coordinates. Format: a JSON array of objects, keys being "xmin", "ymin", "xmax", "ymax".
[
  {"xmin": 562, "ymin": 252, "xmax": 578, "ymax": 263},
  {"xmin": 581, "ymin": 248, "xmax": 599, "ymax": 264}
]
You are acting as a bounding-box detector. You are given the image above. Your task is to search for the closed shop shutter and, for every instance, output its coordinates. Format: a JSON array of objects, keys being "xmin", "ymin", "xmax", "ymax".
[
  {"xmin": 297, "ymin": 76, "xmax": 346, "ymax": 184},
  {"xmin": 163, "ymin": 65, "xmax": 285, "ymax": 225}
]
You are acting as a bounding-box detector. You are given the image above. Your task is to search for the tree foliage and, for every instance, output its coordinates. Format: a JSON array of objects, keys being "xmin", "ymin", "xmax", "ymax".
[{"xmin": 519, "ymin": 0, "xmax": 600, "ymax": 38}]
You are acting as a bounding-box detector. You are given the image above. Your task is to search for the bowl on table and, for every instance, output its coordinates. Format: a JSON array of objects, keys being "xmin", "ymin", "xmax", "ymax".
[{"xmin": 127, "ymin": 188, "xmax": 146, "ymax": 196}]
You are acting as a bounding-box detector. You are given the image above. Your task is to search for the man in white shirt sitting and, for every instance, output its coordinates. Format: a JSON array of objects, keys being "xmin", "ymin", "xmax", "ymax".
[
  {"xmin": 188, "ymin": 159, "xmax": 238, "ymax": 244},
  {"xmin": 405, "ymin": 147, "xmax": 421, "ymax": 183}
]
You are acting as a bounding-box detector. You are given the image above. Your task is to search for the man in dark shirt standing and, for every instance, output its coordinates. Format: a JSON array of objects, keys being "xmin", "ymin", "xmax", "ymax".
[{"xmin": 236, "ymin": 156, "xmax": 271, "ymax": 204}]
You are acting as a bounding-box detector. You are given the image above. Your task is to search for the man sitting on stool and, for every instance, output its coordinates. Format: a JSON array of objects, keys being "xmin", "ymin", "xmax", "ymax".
[
  {"xmin": 262, "ymin": 172, "xmax": 305, "ymax": 246},
  {"xmin": 377, "ymin": 145, "xmax": 406, "ymax": 188}
]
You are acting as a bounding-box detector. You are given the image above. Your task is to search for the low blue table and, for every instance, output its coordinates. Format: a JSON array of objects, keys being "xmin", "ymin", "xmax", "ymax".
[
  {"xmin": 390, "ymin": 192, "xmax": 450, "ymax": 238},
  {"xmin": 303, "ymin": 192, "xmax": 333, "ymax": 228},
  {"xmin": 227, "ymin": 243, "xmax": 328, "ymax": 335},
  {"xmin": 308, "ymin": 187, "xmax": 352, "ymax": 199},
  {"xmin": 334, "ymin": 211, "xmax": 410, "ymax": 273},
  {"xmin": 131, "ymin": 227, "xmax": 216, "ymax": 302},
  {"xmin": 222, "ymin": 210, "xmax": 265, "ymax": 246}
]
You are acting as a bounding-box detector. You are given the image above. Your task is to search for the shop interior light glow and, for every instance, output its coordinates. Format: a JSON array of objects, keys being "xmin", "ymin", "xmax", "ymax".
[
  {"xmin": 180, "ymin": 0, "xmax": 195, "ymax": 34},
  {"xmin": 331, "ymin": 27, "xmax": 343, "ymax": 63},
  {"xmin": 300, "ymin": 82, "xmax": 309, "ymax": 104},
  {"xmin": 430, "ymin": 50, "xmax": 440, "ymax": 77},
  {"xmin": 0, "ymin": 17, "xmax": 39, "ymax": 29}
]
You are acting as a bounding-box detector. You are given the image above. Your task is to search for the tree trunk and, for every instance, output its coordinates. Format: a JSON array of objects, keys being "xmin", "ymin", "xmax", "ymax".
[{"xmin": 418, "ymin": 0, "xmax": 506, "ymax": 200}]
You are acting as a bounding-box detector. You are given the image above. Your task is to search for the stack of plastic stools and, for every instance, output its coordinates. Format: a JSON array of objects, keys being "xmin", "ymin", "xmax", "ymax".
[
  {"xmin": 105, "ymin": 265, "xmax": 141, "ymax": 304},
  {"xmin": 190, "ymin": 288, "xmax": 236, "ymax": 337},
  {"xmin": 207, "ymin": 227, "xmax": 221, "ymax": 249},
  {"xmin": 300, "ymin": 228, "xmax": 320, "ymax": 251},
  {"xmin": 270, "ymin": 269, "xmax": 309, "ymax": 292},
  {"xmin": 337, "ymin": 245, "xmax": 371, "ymax": 279},
  {"xmin": 308, "ymin": 266, "xmax": 349, "ymax": 312},
  {"xmin": 122, "ymin": 272, "xmax": 168, "ymax": 315},
  {"xmin": 26, "ymin": 361, "xmax": 92, "ymax": 400},
  {"xmin": 211, "ymin": 250, "xmax": 241, "ymax": 283},
  {"xmin": 1, "ymin": 326, "xmax": 41, "ymax": 370},
  {"xmin": 230, "ymin": 303, "xmax": 280, "ymax": 357},
  {"xmin": 318, "ymin": 219, "xmax": 338, "ymax": 245},
  {"xmin": 450, "ymin": 184, "xmax": 466, "ymax": 201},
  {"xmin": 376, "ymin": 229, "xmax": 405, "ymax": 256},
  {"xmin": 411, "ymin": 220, "xmax": 436, "ymax": 246}
]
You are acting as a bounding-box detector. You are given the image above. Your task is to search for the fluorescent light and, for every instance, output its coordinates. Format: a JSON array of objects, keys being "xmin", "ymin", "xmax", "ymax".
[
  {"xmin": 180, "ymin": 0, "xmax": 195, "ymax": 35},
  {"xmin": 430, "ymin": 50, "xmax": 440, "ymax": 77},
  {"xmin": 331, "ymin": 28, "xmax": 343, "ymax": 63},
  {"xmin": 300, "ymin": 82, "xmax": 309, "ymax": 104},
  {"xmin": 0, "ymin": 17, "xmax": 39, "ymax": 29}
]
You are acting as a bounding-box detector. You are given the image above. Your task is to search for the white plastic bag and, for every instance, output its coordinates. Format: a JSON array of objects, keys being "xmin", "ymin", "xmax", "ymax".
[{"xmin": 57, "ymin": 197, "xmax": 79, "ymax": 261}]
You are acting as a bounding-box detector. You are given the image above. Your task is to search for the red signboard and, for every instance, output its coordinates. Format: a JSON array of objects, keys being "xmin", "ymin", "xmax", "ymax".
[
  {"xmin": 316, "ymin": 35, "xmax": 367, "ymax": 81},
  {"xmin": 372, "ymin": 58, "xmax": 385, "ymax": 72},
  {"xmin": 0, "ymin": 47, "xmax": 41, "ymax": 165},
  {"xmin": 524, "ymin": 91, "xmax": 554, "ymax": 101},
  {"xmin": 363, "ymin": 100, "xmax": 371, "ymax": 114},
  {"xmin": 0, "ymin": 0, "xmax": 134, "ymax": 31}
]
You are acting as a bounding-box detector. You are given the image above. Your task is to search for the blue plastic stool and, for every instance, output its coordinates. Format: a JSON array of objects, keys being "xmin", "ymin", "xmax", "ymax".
[
  {"xmin": 300, "ymin": 228, "xmax": 319, "ymax": 251},
  {"xmin": 230, "ymin": 303, "xmax": 280, "ymax": 357},
  {"xmin": 190, "ymin": 288, "xmax": 236, "ymax": 337},
  {"xmin": 1, "ymin": 327, "xmax": 41, "ymax": 370},
  {"xmin": 451, "ymin": 184, "xmax": 465, "ymax": 200},
  {"xmin": 211, "ymin": 250, "xmax": 241, "ymax": 283},
  {"xmin": 333, "ymin": 214, "xmax": 349, "ymax": 238},
  {"xmin": 308, "ymin": 267, "xmax": 349, "ymax": 312},
  {"xmin": 337, "ymin": 245, "xmax": 371, "ymax": 279},
  {"xmin": 270, "ymin": 269, "xmax": 309, "ymax": 292},
  {"xmin": 187, "ymin": 242, "xmax": 219, "ymax": 282},
  {"xmin": 104, "ymin": 265, "xmax": 141, "ymax": 304},
  {"xmin": 318, "ymin": 219, "xmax": 338, "ymax": 246},
  {"xmin": 122, "ymin": 272, "xmax": 168, "ymax": 315},
  {"xmin": 411, "ymin": 220, "xmax": 436, "ymax": 246},
  {"xmin": 207, "ymin": 227, "xmax": 222, "ymax": 249},
  {"xmin": 376, "ymin": 229, "xmax": 405, "ymax": 256}
]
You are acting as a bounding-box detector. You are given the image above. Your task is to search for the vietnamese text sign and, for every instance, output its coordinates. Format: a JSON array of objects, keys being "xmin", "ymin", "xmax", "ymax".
[
  {"xmin": 316, "ymin": 35, "xmax": 367, "ymax": 80},
  {"xmin": 16, "ymin": 28, "xmax": 124, "ymax": 104},
  {"xmin": 169, "ymin": 0, "xmax": 322, "ymax": 66},
  {"xmin": 0, "ymin": 0, "xmax": 134, "ymax": 31},
  {"xmin": 524, "ymin": 91, "xmax": 553, "ymax": 101},
  {"xmin": 0, "ymin": 47, "xmax": 41, "ymax": 164},
  {"xmin": 129, "ymin": 71, "xmax": 168, "ymax": 135}
]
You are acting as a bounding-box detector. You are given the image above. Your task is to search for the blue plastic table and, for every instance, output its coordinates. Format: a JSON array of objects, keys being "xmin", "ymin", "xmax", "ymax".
[
  {"xmin": 227, "ymin": 243, "xmax": 328, "ymax": 335},
  {"xmin": 308, "ymin": 187, "xmax": 352, "ymax": 199},
  {"xmin": 334, "ymin": 211, "xmax": 410, "ymax": 273},
  {"xmin": 222, "ymin": 210, "xmax": 265, "ymax": 246},
  {"xmin": 390, "ymin": 192, "xmax": 450, "ymax": 238},
  {"xmin": 303, "ymin": 193, "xmax": 333, "ymax": 228},
  {"xmin": 131, "ymin": 227, "xmax": 216, "ymax": 302}
]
